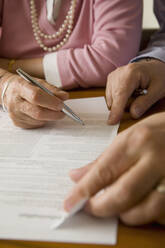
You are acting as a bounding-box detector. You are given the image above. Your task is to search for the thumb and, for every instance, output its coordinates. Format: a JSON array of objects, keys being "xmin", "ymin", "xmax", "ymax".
[{"xmin": 130, "ymin": 86, "xmax": 162, "ymax": 119}]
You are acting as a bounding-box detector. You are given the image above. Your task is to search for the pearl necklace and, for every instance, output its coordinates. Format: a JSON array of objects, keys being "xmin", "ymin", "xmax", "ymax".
[{"xmin": 30, "ymin": 0, "xmax": 77, "ymax": 52}]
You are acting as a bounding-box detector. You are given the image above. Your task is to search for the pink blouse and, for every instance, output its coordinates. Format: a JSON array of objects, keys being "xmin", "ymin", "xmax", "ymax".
[{"xmin": 0, "ymin": 0, "xmax": 142, "ymax": 89}]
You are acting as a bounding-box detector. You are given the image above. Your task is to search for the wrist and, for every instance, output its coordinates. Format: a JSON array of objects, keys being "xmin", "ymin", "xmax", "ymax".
[
  {"xmin": 13, "ymin": 58, "xmax": 44, "ymax": 78},
  {"xmin": 136, "ymin": 57, "xmax": 165, "ymax": 65}
]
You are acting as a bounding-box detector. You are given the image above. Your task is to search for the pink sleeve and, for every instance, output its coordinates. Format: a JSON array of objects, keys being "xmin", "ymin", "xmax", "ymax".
[{"xmin": 58, "ymin": 0, "xmax": 142, "ymax": 89}]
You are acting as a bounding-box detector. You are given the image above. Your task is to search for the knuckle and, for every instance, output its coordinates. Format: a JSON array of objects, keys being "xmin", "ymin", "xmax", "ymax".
[
  {"xmin": 107, "ymin": 73, "xmax": 112, "ymax": 83},
  {"xmin": 30, "ymin": 88, "xmax": 42, "ymax": 103},
  {"xmin": 125, "ymin": 63, "xmax": 136, "ymax": 76},
  {"xmin": 8, "ymin": 74, "xmax": 18, "ymax": 82},
  {"xmin": 8, "ymin": 96, "xmax": 22, "ymax": 113},
  {"xmin": 95, "ymin": 166, "xmax": 114, "ymax": 187},
  {"xmin": 115, "ymin": 184, "xmax": 134, "ymax": 207},
  {"xmin": 32, "ymin": 108, "xmax": 43, "ymax": 120},
  {"xmin": 91, "ymin": 203, "xmax": 111, "ymax": 218},
  {"xmin": 16, "ymin": 75, "xmax": 23, "ymax": 83},
  {"xmin": 107, "ymin": 67, "xmax": 120, "ymax": 84},
  {"xmin": 112, "ymin": 83, "xmax": 129, "ymax": 98},
  {"xmin": 9, "ymin": 75, "xmax": 22, "ymax": 89},
  {"xmin": 21, "ymin": 102, "xmax": 28, "ymax": 114},
  {"xmin": 113, "ymin": 88, "xmax": 126, "ymax": 98},
  {"xmin": 129, "ymin": 125, "xmax": 152, "ymax": 147},
  {"xmin": 76, "ymin": 185, "xmax": 87, "ymax": 198}
]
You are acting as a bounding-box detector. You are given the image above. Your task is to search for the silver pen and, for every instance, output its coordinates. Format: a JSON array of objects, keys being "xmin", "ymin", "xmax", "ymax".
[{"xmin": 16, "ymin": 68, "xmax": 84, "ymax": 125}]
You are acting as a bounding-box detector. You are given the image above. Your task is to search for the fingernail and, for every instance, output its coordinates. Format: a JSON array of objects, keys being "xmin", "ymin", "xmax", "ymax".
[
  {"xmin": 70, "ymin": 168, "xmax": 81, "ymax": 174},
  {"xmin": 59, "ymin": 91, "xmax": 69, "ymax": 99},
  {"xmin": 107, "ymin": 116, "xmax": 117, "ymax": 125},
  {"xmin": 69, "ymin": 198, "xmax": 88, "ymax": 215},
  {"xmin": 59, "ymin": 91, "xmax": 68, "ymax": 96},
  {"xmin": 134, "ymin": 107, "xmax": 142, "ymax": 117},
  {"xmin": 64, "ymin": 196, "xmax": 87, "ymax": 213},
  {"xmin": 107, "ymin": 113, "xmax": 113, "ymax": 125},
  {"xmin": 64, "ymin": 196, "xmax": 75, "ymax": 212},
  {"xmin": 70, "ymin": 168, "xmax": 83, "ymax": 178}
]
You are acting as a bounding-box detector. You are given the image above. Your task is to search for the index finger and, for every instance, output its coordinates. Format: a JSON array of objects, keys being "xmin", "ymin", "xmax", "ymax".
[
  {"xmin": 108, "ymin": 91, "xmax": 133, "ymax": 124},
  {"xmin": 36, "ymin": 79, "xmax": 69, "ymax": 101},
  {"xmin": 19, "ymin": 78, "xmax": 65, "ymax": 111},
  {"xmin": 106, "ymin": 64, "xmax": 142, "ymax": 125},
  {"xmin": 64, "ymin": 133, "xmax": 135, "ymax": 212}
]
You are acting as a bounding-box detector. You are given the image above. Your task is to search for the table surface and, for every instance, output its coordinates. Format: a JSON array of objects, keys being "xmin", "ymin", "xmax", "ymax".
[{"xmin": 1, "ymin": 88, "xmax": 165, "ymax": 248}]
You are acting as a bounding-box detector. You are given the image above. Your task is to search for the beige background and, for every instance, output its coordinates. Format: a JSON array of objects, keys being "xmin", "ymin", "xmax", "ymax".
[{"xmin": 143, "ymin": 0, "xmax": 159, "ymax": 28}]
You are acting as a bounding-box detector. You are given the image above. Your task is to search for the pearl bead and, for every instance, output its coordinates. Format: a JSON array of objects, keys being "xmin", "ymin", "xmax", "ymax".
[{"xmin": 30, "ymin": 0, "xmax": 77, "ymax": 52}]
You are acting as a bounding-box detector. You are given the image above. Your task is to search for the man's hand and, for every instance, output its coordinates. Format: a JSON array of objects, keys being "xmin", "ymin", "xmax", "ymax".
[
  {"xmin": 64, "ymin": 113, "xmax": 165, "ymax": 226},
  {"xmin": 106, "ymin": 59, "xmax": 165, "ymax": 124}
]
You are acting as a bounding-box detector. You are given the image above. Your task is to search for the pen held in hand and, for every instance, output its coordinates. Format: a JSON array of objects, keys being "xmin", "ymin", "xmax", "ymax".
[{"xmin": 16, "ymin": 68, "xmax": 85, "ymax": 125}]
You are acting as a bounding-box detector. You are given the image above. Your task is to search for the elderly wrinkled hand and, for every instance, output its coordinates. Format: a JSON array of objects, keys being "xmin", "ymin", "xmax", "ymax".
[
  {"xmin": 64, "ymin": 113, "xmax": 165, "ymax": 226},
  {"xmin": 106, "ymin": 59, "xmax": 165, "ymax": 125},
  {"xmin": 0, "ymin": 70, "xmax": 69, "ymax": 129}
]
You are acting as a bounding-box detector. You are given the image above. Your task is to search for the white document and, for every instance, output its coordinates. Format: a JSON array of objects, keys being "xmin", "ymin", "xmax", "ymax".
[{"xmin": 0, "ymin": 97, "xmax": 119, "ymax": 245}]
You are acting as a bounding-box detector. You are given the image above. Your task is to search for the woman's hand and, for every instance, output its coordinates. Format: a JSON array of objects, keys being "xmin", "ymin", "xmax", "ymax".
[
  {"xmin": 106, "ymin": 59, "xmax": 165, "ymax": 124},
  {"xmin": 0, "ymin": 71, "xmax": 69, "ymax": 129},
  {"xmin": 64, "ymin": 113, "xmax": 165, "ymax": 226}
]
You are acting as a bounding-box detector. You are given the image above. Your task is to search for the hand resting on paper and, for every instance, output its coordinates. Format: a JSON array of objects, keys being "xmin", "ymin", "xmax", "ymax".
[
  {"xmin": 0, "ymin": 69, "xmax": 69, "ymax": 129},
  {"xmin": 64, "ymin": 113, "xmax": 165, "ymax": 226}
]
